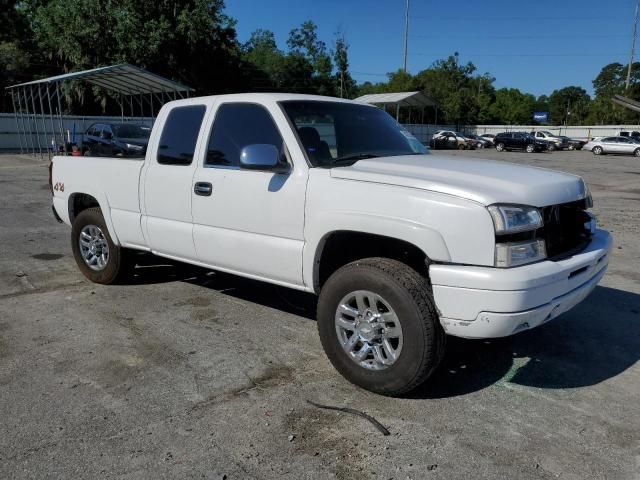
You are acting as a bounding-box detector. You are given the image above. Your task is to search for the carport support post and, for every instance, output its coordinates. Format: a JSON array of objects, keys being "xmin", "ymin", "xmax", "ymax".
[
  {"xmin": 18, "ymin": 88, "xmax": 35, "ymax": 154},
  {"xmin": 10, "ymin": 90, "xmax": 24, "ymax": 154},
  {"xmin": 37, "ymin": 85, "xmax": 50, "ymax": 159},
  {"xmin": 55, "ymin": 83, "xmax": 68, "ymax": 155},
  {"xmin": 29, "ymin": 85, "xmax": 43, "ymax": 157},
  {"xmin": 46, "ymin": 84, "xmax": 58, "ymax": 153}
]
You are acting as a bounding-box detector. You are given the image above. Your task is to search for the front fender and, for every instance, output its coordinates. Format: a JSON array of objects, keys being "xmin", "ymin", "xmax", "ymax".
[{"xmin": 303, "ymin": 211, "xmax": 451, "ymax": 291}]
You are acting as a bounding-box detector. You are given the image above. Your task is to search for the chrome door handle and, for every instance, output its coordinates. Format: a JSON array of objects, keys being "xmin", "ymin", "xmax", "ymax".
[{"xmin": 194, "ymin": 182, "xmax": 212, "ymax": 196}]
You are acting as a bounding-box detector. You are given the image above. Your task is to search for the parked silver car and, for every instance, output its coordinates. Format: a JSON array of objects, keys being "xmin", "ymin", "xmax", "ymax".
[{"xmin": 583, "ymin": 136, "xmax": 640, "ymax": 156}]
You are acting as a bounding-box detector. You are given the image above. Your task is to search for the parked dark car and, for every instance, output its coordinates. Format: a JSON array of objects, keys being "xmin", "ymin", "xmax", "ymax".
[
  {"xmin": 619, "ymin": 130, "xmax": 640, "ymax": 140},
  {"xmin": 464, "ymin": 133, "xmax": 492, "ymax": 149},
  {"xmin": 494, "ymin": 132, "xmax": 549, "ymax": 153},
  {"xmin": 83, "ymin": 123, "xmax": 151, "ymax": 157},
  {"xmin": 564, "ymin": 137, "xmax": 586, "ymax": 150}
]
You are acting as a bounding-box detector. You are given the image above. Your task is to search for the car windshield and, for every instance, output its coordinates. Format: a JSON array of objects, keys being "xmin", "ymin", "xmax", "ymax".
[
  {"xmin": 280, "ymin": 100, "xmax": 427, "ymax": 167},
  {"xmin": 112, "ymin": 124, "xmax": 151, "ymax": 139}
]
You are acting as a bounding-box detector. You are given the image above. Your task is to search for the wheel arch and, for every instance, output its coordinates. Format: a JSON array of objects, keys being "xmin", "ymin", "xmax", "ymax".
[
  {"xmin": 308, "ymin": 228, "xmax": 450, "ymax": 294},
  {"xmin": 67, "ymin": 191, "xmax": 120, "ymax": 245}
]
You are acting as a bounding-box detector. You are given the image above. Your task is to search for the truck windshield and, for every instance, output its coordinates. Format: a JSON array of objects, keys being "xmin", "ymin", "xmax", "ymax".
[{"xmin": 280, "ymin": 100, "xmax": 427, "ymax": 167}]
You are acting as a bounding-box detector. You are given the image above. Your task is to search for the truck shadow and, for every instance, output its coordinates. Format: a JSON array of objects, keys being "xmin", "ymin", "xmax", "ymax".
[
  {"xmin": 123, "ymin": 260, "xmax": 640, "ymax": 397},
  {"xmin": 412, "ymin": 285, "xmax": 640, "ymax": 398}
]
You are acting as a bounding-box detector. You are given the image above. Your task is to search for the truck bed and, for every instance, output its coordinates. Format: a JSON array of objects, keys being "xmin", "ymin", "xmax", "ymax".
[{"xmin": 52, "ymin": 155, "xmax": 146, "ymax": 248}]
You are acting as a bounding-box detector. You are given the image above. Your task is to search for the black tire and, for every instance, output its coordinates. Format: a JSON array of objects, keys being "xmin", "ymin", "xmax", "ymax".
[
  {"xmin": 634, "ymin": 148, "xmax": 640, "ymax": 157},
  {"xmin": 547, "ymin": 144, "xmax": 556, "ymax": 152},
  {"xmin": 317, "ymin": 257, "xmax": 446, "ymax": 396},
  {"xmin": 526, "ymin": 144, "xmax": 535, "ymax": 153},
  {"xmin": 71, "ymin": 207, "xmax": 130, "ymax": 284},
  {"xmin": 495, "ymin": 142, "xmax": 505, "ymax": 152},
  {"xmin": 458, "ymin": 143, "xmax": 466, "ymax": 150},
  {"xmin": 593, "ymin": 146, "xmax": 603, "ymax": 155}
]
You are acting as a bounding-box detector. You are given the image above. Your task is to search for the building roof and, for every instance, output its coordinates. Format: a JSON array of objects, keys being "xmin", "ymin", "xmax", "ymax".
[
  {"xmin": 612, "ymin": 94, "xmax": 640, "ymax": 113},
  {"xmin": 6, "ymin": 63, "xmax": 192, "ymax": 95},
  {"xmin": 354, "ymin": 91, "xmax": 436, "ymax": 108}
]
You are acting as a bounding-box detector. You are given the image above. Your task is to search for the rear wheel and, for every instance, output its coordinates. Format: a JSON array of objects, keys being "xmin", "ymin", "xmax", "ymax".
[
  {"xmin": 593, "ymin": 146, "xmax": 603, "ymax": 155},
  {"xmin": 547, "ymin": 144, "xmax": 556, "ymax": 152},
  {"xmin": 71, "ymin": 208, "xmax": 130, "ymax": 284},
  {"xmin": 634, "ymin": 148, "xmax": 640, "ymax": 157},
  {"xmin": 317, "ymin": 258, "xmax": 445, "ymax": 396},
  {"xmin": 496, "ymin": 142, "xmax": 505, "ymax": 152},
  {"xmin": 525, "ymin": 144, "xmax": 535, "ymax": 153}
]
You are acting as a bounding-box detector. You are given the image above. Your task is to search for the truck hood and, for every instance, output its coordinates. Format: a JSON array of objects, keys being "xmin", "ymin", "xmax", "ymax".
[{"xmin": 329, "ymin": 154, "xmax": 588, "ymax": 207}]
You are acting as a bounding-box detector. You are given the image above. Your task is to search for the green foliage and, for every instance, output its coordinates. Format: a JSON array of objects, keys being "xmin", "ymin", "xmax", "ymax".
[
  {"xmin": 547, "ymin": 86, "xmax": 590, "ymax": 125},
  {"xmin": 488, "ymin": 88, "xmax": 536, "ymax": 125},
  {"xmin": 333, "ymin": 30, "xmax": 355, "ymax": 98}
]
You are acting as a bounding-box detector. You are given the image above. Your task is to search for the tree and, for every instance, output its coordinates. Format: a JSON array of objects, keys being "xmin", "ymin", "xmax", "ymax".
[
  {"xmin": 488, "ymin": 88, "xmax": 536, "ymax": 125},
  {"xmin": 588, "ymin": 62, "xmax": 640, "ymax": 124},
  {"xmin": 332, "ymin": 29, "xmax": 354, "ymax": 98},
  {"xmin": 28, "ymin": 0, "xmax": 243, "ymax": 111},
  {"xmin": 548, "ymin": 86, "xmax": 590, "ymax": 125},
  {"xmin": 414, "ymin": 54, "xmax": 480, "ymax": 125},
  {"xmin": 287, "ymin": 20, "xmax": 334, "ymax": 95}
]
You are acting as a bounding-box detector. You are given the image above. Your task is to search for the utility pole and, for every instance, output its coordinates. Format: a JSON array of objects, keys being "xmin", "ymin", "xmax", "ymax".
[
  {"xmin": 403, "ymin": 0, "xmax": 409, "ymax": 72},
  {"xmin": 626, "ymin": 0, "xmax": 639, "ymax": 89}
]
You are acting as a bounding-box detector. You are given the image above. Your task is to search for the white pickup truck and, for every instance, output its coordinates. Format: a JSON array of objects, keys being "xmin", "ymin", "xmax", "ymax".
[{"xmin": 51, "ymin": 93, "xmax": 612, "ymax": 396}]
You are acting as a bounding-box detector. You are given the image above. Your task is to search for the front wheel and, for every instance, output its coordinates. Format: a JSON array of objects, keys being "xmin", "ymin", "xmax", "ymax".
[
  {"xmin": 496, "ymin": 142, "xmax": 505, "ymax": 152},
  {"xmin": 317, "ymin": 258, "xmax": 445, "ymax": 396},
  {"xmin": 547, "ymin": 144, "xmax": 556, "ymax": 152},
  {"xmin": 526, "ymin": 144, "xmax": 535, "ymax": 153},
  {"xmin": 71, "ymin": 207, "xmax": 130, "ymax": 284},
  {"xmin": 634, "ymin": 148, "xmax": 640, "ymax": 157},
  {"xmin": 593, "ymin": 146, "xmax": 603, "ymax": 155}
]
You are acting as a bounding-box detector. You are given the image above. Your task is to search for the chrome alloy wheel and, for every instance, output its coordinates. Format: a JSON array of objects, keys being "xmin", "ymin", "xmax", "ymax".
[
  {"xmin": 335, "ymin": 290, "xmax": 403, "ymax": 370},
  {"xmin": 78, "ymin": 224, "xmax": 109, "ymax": 271}
]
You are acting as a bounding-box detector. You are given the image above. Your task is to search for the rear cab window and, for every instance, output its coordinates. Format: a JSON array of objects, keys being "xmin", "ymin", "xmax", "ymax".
[{"xmin": 157, "ymin": 105, "xmax": 206, "ymax": 165}]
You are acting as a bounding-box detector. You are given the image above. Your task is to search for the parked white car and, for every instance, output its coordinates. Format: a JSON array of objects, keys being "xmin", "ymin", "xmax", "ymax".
[
  {"xmin": 50, "ymin": 93, "xmax": 611, "ymax": 396},
  {"xmin": 583, "ymin": 136, "xmax": 640, "ymax": 156}
]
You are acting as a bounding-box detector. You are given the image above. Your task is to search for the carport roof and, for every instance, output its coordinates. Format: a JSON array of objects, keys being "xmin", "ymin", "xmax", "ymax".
[
  {"xmin": 6, "ymin": 63, "xmax": 193, "ymax": 95},
  {"xmin": 354, "ymin": 91, "xmax": 436, "ymax": 108}
]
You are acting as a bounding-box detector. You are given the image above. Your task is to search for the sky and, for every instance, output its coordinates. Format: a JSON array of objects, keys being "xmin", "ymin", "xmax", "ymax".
[{"xmin": 224, "ymin": 0, "xmax": 639, "ymax": 97}]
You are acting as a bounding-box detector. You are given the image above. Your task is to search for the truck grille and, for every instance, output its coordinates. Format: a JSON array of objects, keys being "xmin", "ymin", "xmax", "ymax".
[{"xmin": 541, "ymin": 200, "xmax": 592, "ymax": 259}]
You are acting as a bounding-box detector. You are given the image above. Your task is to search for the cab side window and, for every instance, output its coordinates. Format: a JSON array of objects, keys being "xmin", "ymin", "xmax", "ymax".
[
  {"xmin": 206, "ymin": 103, "xmax": 284, "ymax": 167},
  {"xmin": 157, "ymin": 105, "xmax": 206, "ymax": 165}
]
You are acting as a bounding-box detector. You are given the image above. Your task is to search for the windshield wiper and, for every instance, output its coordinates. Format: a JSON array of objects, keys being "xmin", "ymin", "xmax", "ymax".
[{"xmin": 330, "ymin": 153, "xmax": 379, "ymax": 167}]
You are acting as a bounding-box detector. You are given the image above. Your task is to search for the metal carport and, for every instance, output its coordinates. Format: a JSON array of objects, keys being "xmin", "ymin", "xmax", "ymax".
[
  {"xmin": 5, "ymin": 64, "xmax": 193, "ymax": 157},
  {"xmin": 354, "ymin": 91, "xmax": 437, "ymax": 123}
]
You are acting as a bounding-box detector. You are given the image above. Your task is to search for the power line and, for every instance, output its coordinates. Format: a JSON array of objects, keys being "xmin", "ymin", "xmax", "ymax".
[
  {"xmin": 409, "ymin": 15, "xmax": 621, "ymax": 21},
  {"xmin": 410, "ymin": 33, "xmax": 628, "ymax": 39},
  {"xmin": 411, "ymin": 52, "xmax": 629, "ymax": 57}
]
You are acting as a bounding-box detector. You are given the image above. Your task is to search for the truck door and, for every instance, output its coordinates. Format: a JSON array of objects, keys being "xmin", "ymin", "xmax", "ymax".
[
  {"xmin": 191, "ymin": 102, "xmax": 307, "ymax": 288},
  {"xmin": 142, "ymin": 103, "xmax": 207, "ymax": 261}
]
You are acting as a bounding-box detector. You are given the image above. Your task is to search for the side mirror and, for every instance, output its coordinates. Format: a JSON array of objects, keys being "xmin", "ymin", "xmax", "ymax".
[{"xmin": 239, "ymin": 144, "xmax": 288, "ymax": 172}]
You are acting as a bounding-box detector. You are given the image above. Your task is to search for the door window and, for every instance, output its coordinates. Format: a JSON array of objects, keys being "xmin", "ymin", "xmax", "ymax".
[
  {"xmin": 206, "ymin": 103, "xmax": 285, "ymax": 167},
  {"xmin": 157, "ymin": 105, "xmax": 206, "ymax": 165}
]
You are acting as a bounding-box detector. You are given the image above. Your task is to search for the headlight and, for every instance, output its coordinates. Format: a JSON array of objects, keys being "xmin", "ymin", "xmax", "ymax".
[
  {"xmin": 495, "ymin": 239, "xmax": 546, "ymax": 267},
  {"xmin": 125, "ymin": 143, "xmax": 144, "ymax": 150},
  {"xmin": 487, "ymin": 205, "xmax": 543, "ymax": 234}
]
